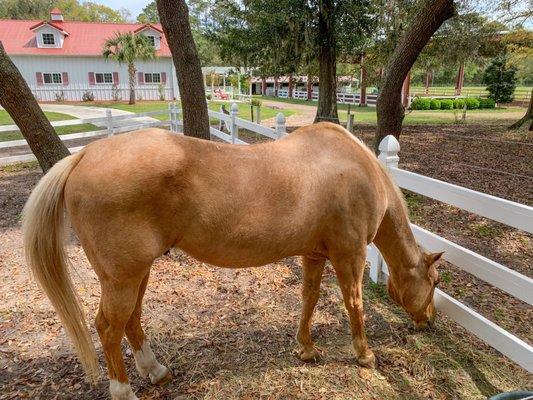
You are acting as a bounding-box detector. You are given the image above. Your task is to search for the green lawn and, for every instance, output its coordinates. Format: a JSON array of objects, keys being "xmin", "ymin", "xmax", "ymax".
[
  {"xmin": 0, "ymin": 110, "xmax": 97, "ymax": 142},
  {"xmin": 84, "ymin": 100, "xmax": 295, "ymax": 122},
  {"xmin": 0, "ymin": 110, "xmax": 77, "ymax": 125}
]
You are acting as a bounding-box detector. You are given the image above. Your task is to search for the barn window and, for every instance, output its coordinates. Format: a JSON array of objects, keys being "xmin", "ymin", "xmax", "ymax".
[
  {"xmin": 43, "ymin": 72, "xmax": 62, "ymax": 84},
  {"xmin": 144, "ymin": 73, "xmax": 161, "ymax": 84},
  {"xmin": 146, "ymin": 35, "xmax": 156, "ymax": 47},
  {"xmin": 42, "ymin": 33, "xmax": 55, "ymax": 45},
  {"xmin": 95, "ymin": 73, "xmax": 114, "ymax": 84}
]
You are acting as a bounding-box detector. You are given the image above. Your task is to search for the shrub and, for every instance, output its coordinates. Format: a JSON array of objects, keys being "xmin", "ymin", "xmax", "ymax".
[
  {"xmin": 411, "ymin": 97, "xmax": 431, "ymax": 110},
  {"xmin": 251, "ymin": 98, "xmax": 262, "ymax": 107},
  {"xmin": 478, "ymin": 98, "xmax": 496, "ymax": 109},
  {"xmin": 483, "ymin": 54, "xmax": 517, "ymax": 103},
  {"xmin": 464, "ymin": 97, "xmax": 480, "ymax": 109},
  {"xmin": 82, "ymin": 91, "xmax": 95, "ymax": 102},
  {"xmin": 430, "ymin": 99, "xmax": 441, "ymax": 110},
  {"xmin": 55, "ymin": 91, "xmax": 65, "ymax": 102},
  {"xmin": 440, "ymin": 99, "xmax": 454, "ymax": 110},
  {"xmin": 453, "ymin": 98, "xmax": 465, "ymax": 109}
]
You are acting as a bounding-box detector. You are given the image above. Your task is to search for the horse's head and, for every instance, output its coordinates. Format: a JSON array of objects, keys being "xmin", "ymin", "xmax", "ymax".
[{"xmin": 387, "ymin": 251, "xmax": 443, "ymax": 330}]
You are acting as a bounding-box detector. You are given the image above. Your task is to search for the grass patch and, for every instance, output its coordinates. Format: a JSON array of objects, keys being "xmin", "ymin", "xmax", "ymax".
[
  {"xmin": 0, "ymin": 160, "xmax": 39, "ymax": 173},
  {"xmin": 0, "ymin": 123, "xmax": 98, "ymax": 142},
  {"xmin": 470, "ymin": 221, "xmax": 502, "ymax": 238},
  {"xmin": 0, "ymin": 110, "xmax": 76, "ymax": 125}
]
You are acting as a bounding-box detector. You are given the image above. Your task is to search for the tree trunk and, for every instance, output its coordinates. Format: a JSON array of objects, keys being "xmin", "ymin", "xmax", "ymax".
[
  {"xmin": 509, "ymin": 89, "xmax": 533, "ymax": 131},
  {"xmin": 359, "ymin": 55, "xmax": 367, "ymax": 107},
  {"xmin": 424, "ymin": 70, "xmax": 432, "ymax": 94},
  {"xmin": 401, "ymin": 71, "xmax": 411, "ymax": 108},
  {"xmin": 455, "ymin": 63, "xmax": 464, "ymax": 96},
  {"xmin": 0, "ymin": 42, "xmax": 69, "ymax": 173},
  {"xmin": 314, "ymin": 0, "xmax": 338, "ymax": 123},
  {"xmin": 307, "ymin": 74, "xmax": 313, "ymax": 100},
  {"xmin": 288, "ymin": 75, "xmax": 294, "ymax": 98},
  {"xmin": 157, "ymin": 0, "xmax": 210, "ymax": 140},
  {"xmin": 261, "ymin": 77, "xmax": 267, "ymax": 95},
  {"xmin": 375, "ymin": 0, "xmax": 455, "ymax": 152},
  {"xmin": 128, "ymin": 63, "xmax": 136, "ymax": 105},
  {"xmin": 274, "ymin": 76, "xmax": 279, "ymax": 96}
]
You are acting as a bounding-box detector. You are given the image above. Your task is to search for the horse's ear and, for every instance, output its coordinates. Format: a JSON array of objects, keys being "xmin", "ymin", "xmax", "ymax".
[{"xmin": 426, "ymin": 252, "xmax": 444, "ymax": 265}]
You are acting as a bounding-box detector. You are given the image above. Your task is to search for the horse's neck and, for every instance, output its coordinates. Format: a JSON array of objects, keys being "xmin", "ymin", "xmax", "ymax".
[{"xmin": 373, "ymin": 188, "xmax": 421, "ymax": 279}]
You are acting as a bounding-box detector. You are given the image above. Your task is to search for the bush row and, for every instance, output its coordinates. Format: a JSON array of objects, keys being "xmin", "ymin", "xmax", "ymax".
[{"xmin": 410, "ymin": 97, "xmax": 495, "ymax": 110}]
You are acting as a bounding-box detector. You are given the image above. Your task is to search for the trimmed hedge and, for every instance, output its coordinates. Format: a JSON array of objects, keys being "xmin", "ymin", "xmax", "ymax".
[
  {"xmin": 440, "ymin": 99, "xmax": 454, "ymax": 109},
  {"xmin": 464, "ymin": 97, "xmax": 480, "ymax": 109},
  {"xmin": 411, "ymin": 97, "xmax": 431, "ymax": 110},
  {"xmin": 453, "ymin": 98, "xmax": 465, "ymax": 109},
  {"xmin": 478, "ymin": 98, "xmax": 496, "ymax": 109},
  {"xmin": 430, "ymin": 99, "xmax": 441, "ymax": 110}
]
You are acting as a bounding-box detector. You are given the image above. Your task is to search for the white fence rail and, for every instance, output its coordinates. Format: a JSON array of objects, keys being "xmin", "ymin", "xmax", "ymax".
[
  {"xmin": 370, "ymin": 134, "xmax": 533, "ymax": 372},
  {"xmin": 29, "ymin": 83, "xmax": 175, "ymax": 102},
  {"xmin": 267, "ymin": 89, "xmax": 376, "ymax": 105}
]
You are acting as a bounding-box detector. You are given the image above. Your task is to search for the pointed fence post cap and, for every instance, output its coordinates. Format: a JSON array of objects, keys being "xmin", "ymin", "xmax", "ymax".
[
  {"xmin": 276, "ymin": 112, "xmax": 285, "ymax": 125},
  {"xmin": 378, "ymin": 135, "xmax": 400, "ymax": 168}
]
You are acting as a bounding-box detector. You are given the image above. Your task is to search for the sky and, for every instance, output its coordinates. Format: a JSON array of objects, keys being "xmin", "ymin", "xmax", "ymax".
[{"xmin": 97, "ymin": 0, "xmax": 149, "ymax": 18}]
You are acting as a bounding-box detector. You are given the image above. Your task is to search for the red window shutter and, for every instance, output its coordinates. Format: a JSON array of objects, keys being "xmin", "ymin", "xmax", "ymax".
[
  {"xmin": 36, "ymin": 72, "xmax": 44, "ymax": 86},
  {"xmin": 88, "ymin": 72, "xmax": 95, "ymax": 86},
  {"xmin": 62, "ymin": 72, "xmax": 69, "ymax": 86},
  {"xmin": 112, "ymin": 72, "xmax": 119, "ymax": 85},
  {"xmin": 138, "ymin": 72, "xmax": 144, "ymax": 85},
  {"xmin": 161, "ymin": 72, "xmax": 167, "ymax": 84}
]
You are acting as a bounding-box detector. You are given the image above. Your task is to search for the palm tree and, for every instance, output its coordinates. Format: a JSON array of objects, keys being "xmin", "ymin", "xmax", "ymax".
[{"xmin": 103, "ymin": 32, "xmax": 156, "ymax": 104}]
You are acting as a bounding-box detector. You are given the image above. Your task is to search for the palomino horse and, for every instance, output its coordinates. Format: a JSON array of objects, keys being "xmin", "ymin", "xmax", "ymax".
[{"xmin": 23, "ymin": 123, "xmax": 442, "ymax": 400}]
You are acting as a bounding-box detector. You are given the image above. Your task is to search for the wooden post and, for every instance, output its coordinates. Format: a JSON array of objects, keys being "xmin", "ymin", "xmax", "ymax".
[
  {"xmin": 425, "ymin": 70, "xmax": 432, "ymax": 95},
  {"xmin": 275, "ymin": 112, "xmax": 286, "ymax": 138},
  {"xmin": 230, "ymin": 102, "xmax": 239, "ymax": 144},
  {"xmin": 256, "ymin": 106, "xmax": 261, "ymax": 124},
  {"xmin": 106, "ymin": 109, "xmax": 113, "ymax": 137},
  {"xmin": 455, "ymin": 63, "xmax": 465, "ymax": 96}
]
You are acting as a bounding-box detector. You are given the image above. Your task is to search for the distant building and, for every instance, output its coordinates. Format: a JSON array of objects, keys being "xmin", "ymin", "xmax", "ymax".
[{"xmin": 0, "ymin": 8, "xmax": 179, "ymax": 101}]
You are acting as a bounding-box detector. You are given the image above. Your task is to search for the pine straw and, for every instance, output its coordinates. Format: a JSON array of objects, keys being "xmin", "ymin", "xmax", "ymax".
[{"xmin": 0, "ymin": 246, "xmax": 531, "ymax": 400}]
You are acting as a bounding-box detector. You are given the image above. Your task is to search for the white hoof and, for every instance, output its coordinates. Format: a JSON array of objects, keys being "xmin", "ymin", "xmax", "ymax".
[{"xmin": 109, "ymin": 380, "xmax": 139, "ymax": 400}]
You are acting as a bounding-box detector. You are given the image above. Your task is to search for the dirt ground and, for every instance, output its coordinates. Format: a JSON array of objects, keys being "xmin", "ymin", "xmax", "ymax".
[{"xmin": 0, "ymin": 122, "xmax": 532, "ymax": 399}]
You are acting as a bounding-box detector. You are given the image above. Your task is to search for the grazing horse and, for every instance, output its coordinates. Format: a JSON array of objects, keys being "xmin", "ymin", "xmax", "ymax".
[{"xmin": 23, "ymin": 123, "xmax": 442, "ymax": 400}]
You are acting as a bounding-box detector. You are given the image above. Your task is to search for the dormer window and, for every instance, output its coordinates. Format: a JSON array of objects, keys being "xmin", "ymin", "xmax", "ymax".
[
  {"xmin": 42, "ymin": 33, "xmax": 55, "ymax": 45},
  {"xmin": 146, "ymin": 35, "xmax": 156, "ymax": 47}
]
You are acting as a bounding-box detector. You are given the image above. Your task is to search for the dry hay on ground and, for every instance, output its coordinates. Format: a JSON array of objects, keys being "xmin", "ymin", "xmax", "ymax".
[{"xmin": 1, "ymin": 122, "xmax": 532, "ymax": 399}]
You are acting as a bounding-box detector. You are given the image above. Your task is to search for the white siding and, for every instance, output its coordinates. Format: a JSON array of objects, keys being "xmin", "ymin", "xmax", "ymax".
[{"xmin": 10, "ymin": 55, "xmax": 178, "ymax": 101}]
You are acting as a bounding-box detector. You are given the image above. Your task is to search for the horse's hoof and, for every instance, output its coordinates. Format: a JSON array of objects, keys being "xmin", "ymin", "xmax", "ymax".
[
  {"xmin": 151, "ymin": 367, "xmax": 172, "ymax": 386},
  {"xmin": 357, "ymin": 351, "xmax": 376, "ymax": 369},
  {"xmin": 294, "ymin": 345, "xmax": 321, "ymax": 362}
]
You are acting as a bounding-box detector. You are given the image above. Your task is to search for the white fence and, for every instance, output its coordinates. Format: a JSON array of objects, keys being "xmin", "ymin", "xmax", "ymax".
[
  {"xmin": 370, "ymin": 135, "xmax": 533, "ymax": 373},
  {"xmin": 270, "ymin": 89, "xmax": 377, "ymax": 106},
  {"xmin": 0, "ymin": 102, "xmax": 287, "ymax": 166},
  {"xmin": 29, "ymin": 83, "xmax": 176, "ymax": 102}
]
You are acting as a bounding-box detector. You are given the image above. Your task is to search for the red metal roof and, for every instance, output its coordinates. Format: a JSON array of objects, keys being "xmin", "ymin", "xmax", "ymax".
[{"xmin": 0, "ymin": 20, "xmax": 172, "ymax": 57}]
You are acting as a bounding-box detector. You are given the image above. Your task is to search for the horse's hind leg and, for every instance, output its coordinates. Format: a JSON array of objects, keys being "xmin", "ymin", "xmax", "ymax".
[
  {"xmin": 330, "ymin": 248, "xmax": 375, "ymax": 368},
  {"xmin": 124, "ymin": 271, "xmax": 171, "ymax": 385},
  {"xmin": 95, "ymin": 273, "xmax": 147, "ymax": 400},
  {"xmin": 295, "ymin": 256, "xmax": 326, "ymax": 362}
]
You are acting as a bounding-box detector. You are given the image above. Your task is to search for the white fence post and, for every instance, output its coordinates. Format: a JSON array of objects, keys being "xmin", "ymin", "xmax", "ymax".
[
  {"xmin": 256, "ymin": 106, "xmax": 261, "ymax": 125},
  {"xmin": 378, "ymin": 135, "xmax": 400, "ymax": 169},
  {"xmin": 174, "ymin": 102, "xmax": 181, "ymax": 132},
  {"xmin": 106, "ymin": 109, "xmax": 113, "ymax": 137},
  {"xmin": 230, "ymin": 103, "xmax": 239, "ymax": 144},
  {"xmin": 275, "ymin": 113, "xmax": 286, "ymax": 138},
  {"xmin": 168, "ymin": 102, "xmax": 174, "ymax": 132},
  {"xmin": 370, "ymin": 135, "xmax": 401, "ymax": 283}
]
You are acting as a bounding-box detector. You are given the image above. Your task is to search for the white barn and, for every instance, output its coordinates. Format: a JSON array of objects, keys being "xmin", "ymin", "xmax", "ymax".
[{"xmin": 0, "ymin": 8, "xmax": 179, "ymax": 101}]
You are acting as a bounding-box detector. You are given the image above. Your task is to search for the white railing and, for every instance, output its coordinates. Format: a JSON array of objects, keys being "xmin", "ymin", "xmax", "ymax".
[
  {"xmin": 168, "ymin": 102, "xmax": 286, "ymax": 144},
  {"xmin": 0, "ymin": 108, "xmax": 171, "ymax": 166},
  {"xmin": 29, "ymin": 83, "xmax": 176, "ymax": 102},
  {"xmin": 369, "ymin": 134, "xmax": 533, "ymax": 373},
  {"xmin": 267, "ymin": 90, "xmax": 376, "ymax": 105}
]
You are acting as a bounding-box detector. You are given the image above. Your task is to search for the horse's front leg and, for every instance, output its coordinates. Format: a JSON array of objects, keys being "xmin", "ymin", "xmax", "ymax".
[
  {"xmin": 330, "ymin": 249, "xmax": 375, "ymax": 368},
  {"xmin": 295, "ymin": 256, "xmax": 326, "ymax": 362}
]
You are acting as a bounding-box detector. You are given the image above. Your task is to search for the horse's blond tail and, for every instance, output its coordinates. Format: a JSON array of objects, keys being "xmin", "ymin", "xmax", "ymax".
[{"xmin": 22, "ymin": 152, "xmax": 100, "ymax": 383}]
